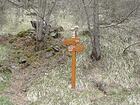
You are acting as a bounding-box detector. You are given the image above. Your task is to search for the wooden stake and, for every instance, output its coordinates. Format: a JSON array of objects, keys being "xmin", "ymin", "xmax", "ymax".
[
  {"xmin": 63, "ymin": 26, "xmax": 85, "ymax": 89},
  {"xmin": 71, "ymin": 47, "xmax": 76, "ymax": 89}
]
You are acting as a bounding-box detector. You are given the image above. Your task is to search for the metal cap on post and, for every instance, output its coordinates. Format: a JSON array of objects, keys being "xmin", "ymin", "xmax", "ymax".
[{"xmin": 71, "ymin": 26, "xmax": 79, "ymax": 38}]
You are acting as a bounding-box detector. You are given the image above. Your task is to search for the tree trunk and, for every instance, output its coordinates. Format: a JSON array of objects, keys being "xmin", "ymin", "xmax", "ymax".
[
  {"xmin": 90, "ymin": 0, "xmax": 101, "ymax": 61},
  {"xmin": 35, "ymin": 0, "xmax": 46, "ymax": 51}
]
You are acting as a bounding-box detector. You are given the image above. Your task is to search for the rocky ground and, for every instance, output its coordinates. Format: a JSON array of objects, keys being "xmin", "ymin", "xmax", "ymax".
[{"xmin": 0, "ymin": 18, "xmax": 140, "ymax": 105}]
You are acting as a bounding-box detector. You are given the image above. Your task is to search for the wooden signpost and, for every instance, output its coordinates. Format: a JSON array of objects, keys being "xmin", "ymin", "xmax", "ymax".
[{"xmin": 63, "ymin": 26, "xmax": 85, "ymax": 89}]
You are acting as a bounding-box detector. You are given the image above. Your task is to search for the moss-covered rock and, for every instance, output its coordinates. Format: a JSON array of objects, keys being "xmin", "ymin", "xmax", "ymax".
[
  {"xmin": 9, "ymin": 37, "xmax": 17, "ymax": 43},
  {"xmin": 46, "ymin": 47, "xmax": 53, "ymax": 52},
  {"xmin": 17, "ymin": 30, "xmax": 28, "ymax": 37},
  {"xmin": 79, "ymin": 30, "xmax": 91, "ymax": 37},
  {"xmin": 16, "ymin": 29, "xmax": 34, "ymax": 38}
]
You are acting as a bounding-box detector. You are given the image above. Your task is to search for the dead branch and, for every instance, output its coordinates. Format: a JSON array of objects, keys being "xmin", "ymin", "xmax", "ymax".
[
  {"xmin": 88, "ymin": 0, "xmax": 93, "ymax": 6},
  {"xmin": 45, "ymin": 0, "xmax": 57, "ymax": 22},
  {"xmin": 123, "ymin": 42, "xmax": 140, "ymax": 54},
  {"xmin": 7, "ymin": 0, "xmax": 45, "ymax": 21},
  {"xmin": 100, "ymin": 3, "xmax": 140, "ymax": 28},
  {"xmin": 0, "ymin": 0, "xmax": 6, "ymax": 8},
  {"xmin": 81, "ymin": 0, "xmax": 91, "ymax": 31},
  {"xmin": 7, "ymin": 0, "xmax": 24, "ymax": 8}
]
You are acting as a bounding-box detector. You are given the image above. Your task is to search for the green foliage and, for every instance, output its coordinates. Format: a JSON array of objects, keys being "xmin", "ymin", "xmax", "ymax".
[
  {"xmin": 0, "ymin": 96, "xmax": 13, "ymax": 105},
  {"xmin": 46, "ymin": 47, "xmax": 53, "ymax": 52},
  {"xmin": 0, "ymin": 67, "xmax": 12, "ymax": 93},
  {"xmin": 0, "ymin": 45, "xmax": 11, "ymax": 66},
  {"xmin": 0, "ymin": 45, "xmax": 8, "ymax": 62}
]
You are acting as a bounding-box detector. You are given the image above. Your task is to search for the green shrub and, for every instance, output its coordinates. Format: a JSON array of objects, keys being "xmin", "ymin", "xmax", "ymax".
[{"xmin": 0, "ymin": 96, "xmax": 13, "ymax": 105}]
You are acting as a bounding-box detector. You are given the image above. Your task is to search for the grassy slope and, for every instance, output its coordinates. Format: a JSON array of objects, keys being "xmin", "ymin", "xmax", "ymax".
[
  {"xmin": 26, "ymin": 18, "xmax": 140, "ymax": 105},
  {"xmin": 0, "ymin": 17, "xmax": 139, "ymax": 105}
]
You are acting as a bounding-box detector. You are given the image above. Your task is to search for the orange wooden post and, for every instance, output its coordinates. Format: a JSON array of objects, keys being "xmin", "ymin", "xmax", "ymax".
[
  {"xmin": 63, "ymin": 27, "xmax": 85, "ymax": 89},
  {"xmin": 71, "ymin": 48, "xmax": 76, "ymax": 88}
]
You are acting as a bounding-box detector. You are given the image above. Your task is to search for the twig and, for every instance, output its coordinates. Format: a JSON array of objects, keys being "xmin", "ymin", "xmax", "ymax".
[
  {"xmin": 7, "ymin": 0, "xmax": 24, "ymax": 8},
  {"xmin": 123, "ymin": 42, "xmax": 140, "ymax": 54},
  {"xmin": 7, "ymin": 0, "xmax": 45, "ymax": 21},
  {"xmin": 45, "ymin": 0, "xmax": 57, "ymax": 22},
  {"xmin": 88, "ymin": 0, "xmax": 93, "ymax": 6},
  {"xmin": 81, "ymin": 0, "xmax": 91, "ymax": 31},
  {"xmin": 100, "ymin": 3, "xmax": 140, "ymax": 28},
  {"xmin": 29, "ymin": 6, "xmax": 44, "ymax": 20}
]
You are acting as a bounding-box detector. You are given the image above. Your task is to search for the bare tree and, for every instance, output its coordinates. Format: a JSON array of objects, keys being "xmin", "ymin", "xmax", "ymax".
[
  {"xmin": 34, "ymin": 0, "xmax": 57, "ymax": 50},
  {"xmin": 90, "ymin": 0, "xmax": 101, "ymax": 60},
  {"xmin": 81, "ymin": 0, "xmax": 140, "ymax": 61},
  {"xmin": 36, "ymin": 0, "xmax": 47, "ymax": 41},
  {"xmin": 6, "ymin": 0, "xmax": 57, "ymax": 50},
  {"xmin": 82, "ymin": 0, "xmax": 101, "ymax": 60}
]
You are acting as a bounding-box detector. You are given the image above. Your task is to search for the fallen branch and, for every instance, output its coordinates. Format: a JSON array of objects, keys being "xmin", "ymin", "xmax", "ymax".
[
  {"xmin": 123, "ymin": 42, "xmax": 140, "ymax": 54},
  {"xmin": 81, "ymin": 0, "xmax": 91, "ymax": 31},
  {"xmin": 7, "ymin": 0, "xmax": 24, "ymax": 8}
]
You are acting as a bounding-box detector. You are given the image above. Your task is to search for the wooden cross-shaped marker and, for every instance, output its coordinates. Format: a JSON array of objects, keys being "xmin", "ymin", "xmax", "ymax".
[{"xmin": 63, "ymin": 26, "xmax": 85, "ymax": 89}]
